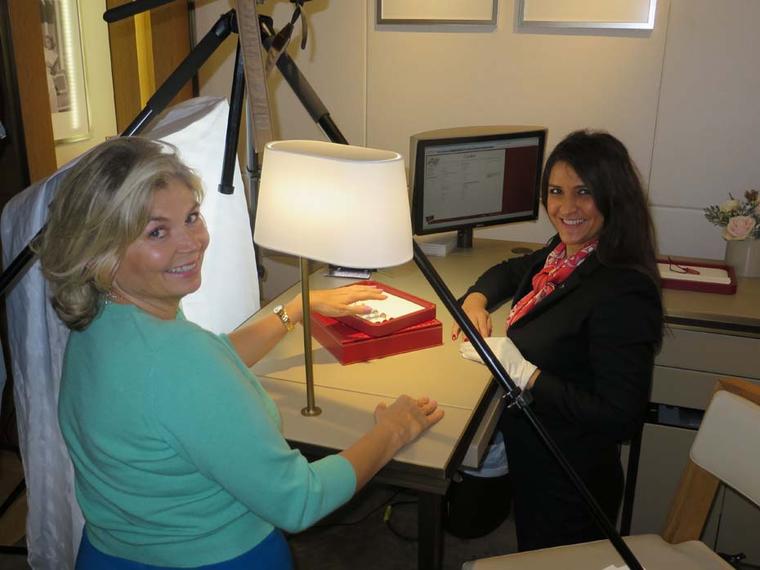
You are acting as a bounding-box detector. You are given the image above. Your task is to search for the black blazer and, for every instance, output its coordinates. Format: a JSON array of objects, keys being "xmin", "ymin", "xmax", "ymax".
[{"xmin": 466, "ymin": 238, "xmax": 663, "ymax": 469}]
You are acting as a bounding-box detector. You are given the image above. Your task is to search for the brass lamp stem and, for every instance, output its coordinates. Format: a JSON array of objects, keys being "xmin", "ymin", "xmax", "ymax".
[{"xmin": 300, "ymin": 257, "xmax": 321, "ymax": 416}]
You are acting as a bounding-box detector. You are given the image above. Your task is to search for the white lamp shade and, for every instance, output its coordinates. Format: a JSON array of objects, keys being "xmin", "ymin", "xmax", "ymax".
[{"xmin": 254, "ymin": 140, "xmax": 412, "ymax": 268}]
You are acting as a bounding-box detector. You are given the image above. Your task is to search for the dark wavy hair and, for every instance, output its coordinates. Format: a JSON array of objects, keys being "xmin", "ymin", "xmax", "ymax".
[{"xmin": 541, "ymin": 129, "xmax": 660, "ymax": 287}]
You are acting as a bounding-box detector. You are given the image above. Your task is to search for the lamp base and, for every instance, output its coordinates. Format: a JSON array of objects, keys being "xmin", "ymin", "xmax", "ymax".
[{"xmin": 301, "ymin": 406, "xmax": 322, "ymax": 417}]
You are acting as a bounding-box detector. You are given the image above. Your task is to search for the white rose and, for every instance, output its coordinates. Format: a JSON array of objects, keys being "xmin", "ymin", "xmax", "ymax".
[
  {"xmin": 719, "ymin": 199, "xmax": 740, "ymax": 213},
  {"xmin": 723, "ymin": 215, "xmax": 757, "ymax": 240}
]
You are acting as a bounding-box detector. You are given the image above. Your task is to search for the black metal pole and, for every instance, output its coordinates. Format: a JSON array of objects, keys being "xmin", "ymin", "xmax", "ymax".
[
  {"xmin": 0, "ymin": 228, "xmax": 41, "ymax": 299},
  {"xmin": 258, "ymin": 16, "xmax": 348, "ymax": 145},
  {"xmin": 103, "ymin": 0, "xmax": 176, "ymax": 23},
  {"xmin": 218, "ymin": 39, "xmax": 246, "ymax": 194},
  {"xmin": 620, "ymin": 425, "xmax": 643, "ymax": 536},
  {"xmin": 121, "ymin": 11, "xmax": 236, "ymax": 136},
  {"xmin": 0, "ymin": 11, "xmax": 237, "ymax": 298},
  {"xmin": 412, "ymin": 241, "xmax": 644, "ymax": 570}
]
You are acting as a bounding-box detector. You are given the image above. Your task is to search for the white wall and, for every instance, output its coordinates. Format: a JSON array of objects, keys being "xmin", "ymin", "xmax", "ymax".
[
  {"xmin": 365, "ymin": 1, "xmax": 669, "ymax": 245},
  {"xmin": 648, "ymin": 0, "xmax": 760, "ymax": 259},
  {"xmin": 196, "ymin": 0, "xmax": 760, "ymax": 260}
]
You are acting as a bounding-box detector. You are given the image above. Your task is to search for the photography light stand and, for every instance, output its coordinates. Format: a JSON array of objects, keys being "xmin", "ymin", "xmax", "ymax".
[
  {"xmin": 0, "ymin": 3, "xmax": 644, "ymax": 568},
  {"xmin": 0, "ymin": 3, "xmax": 342, "ymax": 298},
  {"xmin": 0, "ymin": 6, "xmax": 241, "ymax": 298}
]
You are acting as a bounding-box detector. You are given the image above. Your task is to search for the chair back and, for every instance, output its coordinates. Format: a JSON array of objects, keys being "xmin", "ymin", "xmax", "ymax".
[
  {"xmin": 662, "ymin": 378, "xmax": 760, "ymax": 544},
  {"xmin": 690, "ymin": 389, "xmax": 760, "ymax": 507}
]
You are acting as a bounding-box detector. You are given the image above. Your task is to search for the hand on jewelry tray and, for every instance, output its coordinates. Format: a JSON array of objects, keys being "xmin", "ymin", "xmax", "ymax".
[
  {"xmin": 451, "ymin": 292, "xmax": 492, "ymax": 341},
  {"xmin": 308, "ymin": 284, "xmax": 387, "ymax": 318},
  {"xmin": 459, "ymin": 336, "xmax": 539, "ymax": 390}
]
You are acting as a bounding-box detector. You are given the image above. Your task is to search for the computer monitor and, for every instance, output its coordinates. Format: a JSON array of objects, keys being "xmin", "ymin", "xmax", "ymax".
[{"xmin": 409, "ymin": 126, "xmax": 547, "ymax": 249}]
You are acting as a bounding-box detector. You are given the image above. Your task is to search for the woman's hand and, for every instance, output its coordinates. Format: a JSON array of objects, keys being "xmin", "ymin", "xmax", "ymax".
[
  {"xmin": 459, "ymin": 336, "xmax": 540, "ymax": 390},
  {"xmin": 374, "ymin": 395, "xmax": 444, "ymax": 447},
  {"xmin": 340, "ymin": 394, "xmax": 444, "ymax": 490},
  {"xmin": 451, "ymin": 292, "xmax": 492, "ymax": 341},
  {"xmin": 305, "ymin": 284, "xmax": 387, "ymax": 318}
]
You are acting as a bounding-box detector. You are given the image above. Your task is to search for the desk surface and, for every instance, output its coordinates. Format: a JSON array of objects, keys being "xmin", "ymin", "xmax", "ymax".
[
  {"xmin": 249, "ymin": 239, "xmax": 544, "ymax": 485},
  {"xmin": 662, "ymin": 279, "xmax": 760, "ymax": 332},
  {"xmin": 248, "ymin": 238, "xmax": 760, "ymax": 485}
]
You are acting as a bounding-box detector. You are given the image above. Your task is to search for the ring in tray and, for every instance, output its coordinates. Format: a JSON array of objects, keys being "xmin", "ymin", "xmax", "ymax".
[{"xmin": 333, "ymin": 280, "xmax": 436, "ymax": 337}]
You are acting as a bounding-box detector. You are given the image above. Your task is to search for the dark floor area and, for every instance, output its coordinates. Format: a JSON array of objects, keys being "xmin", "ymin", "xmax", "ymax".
[{"xmin": 288, "ymin": 482, "xmax": 517, "ymax": 569}]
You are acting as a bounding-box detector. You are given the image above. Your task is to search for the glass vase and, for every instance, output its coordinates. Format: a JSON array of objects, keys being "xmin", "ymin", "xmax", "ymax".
[{"xmin": 724, "ymin": 239, "xmax": 760, "ymax": 278}]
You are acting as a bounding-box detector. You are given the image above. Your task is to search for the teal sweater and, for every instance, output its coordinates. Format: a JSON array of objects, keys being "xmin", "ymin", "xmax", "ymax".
[{"xmin": 59, "ymin": 303, "xmax": 356, "ymax": 567}]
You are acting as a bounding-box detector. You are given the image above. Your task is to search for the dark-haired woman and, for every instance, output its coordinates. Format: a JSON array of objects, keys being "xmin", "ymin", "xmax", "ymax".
[{"xmin": 454, "ymin": 129, "xmax": 663, "ymax": 551}]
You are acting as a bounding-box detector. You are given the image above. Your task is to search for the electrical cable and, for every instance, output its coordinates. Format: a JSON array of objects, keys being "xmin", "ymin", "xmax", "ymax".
[
  {"xmin": 383, "ymin": 500, "xmax": 418, "ymax": 542},
  {"xmin": 308, "ymin": 489, "xmax": 401, "ymax": 530}
]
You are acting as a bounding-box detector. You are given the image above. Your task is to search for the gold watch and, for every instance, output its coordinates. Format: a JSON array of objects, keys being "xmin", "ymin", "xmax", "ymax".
[{"xmin": 273, "ymin": 304, "xmax": 295, "ymax": 332}]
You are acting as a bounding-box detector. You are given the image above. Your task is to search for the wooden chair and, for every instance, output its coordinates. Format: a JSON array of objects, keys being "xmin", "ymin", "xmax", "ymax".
[{"xmin": 462, "ymin": 378, "xmax": 760, "ymax": 570}]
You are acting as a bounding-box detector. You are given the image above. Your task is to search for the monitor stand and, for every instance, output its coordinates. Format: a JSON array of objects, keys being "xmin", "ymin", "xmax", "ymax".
[{"xmin": 457, "ymin": 228, "xmax": 473, "ymax": 249}]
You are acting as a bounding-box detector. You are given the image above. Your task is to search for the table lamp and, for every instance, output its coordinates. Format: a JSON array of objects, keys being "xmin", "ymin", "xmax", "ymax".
[{"xmin": 253, "ymin": 140, "xmax": 412, "ymax": 416}]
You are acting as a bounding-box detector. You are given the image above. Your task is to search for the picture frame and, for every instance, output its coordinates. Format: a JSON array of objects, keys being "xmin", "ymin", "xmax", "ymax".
[
  {"xmin": 40, "ymin": 0, "xmax": 90, "ymax": 142},
  {"xmin": 517, "ymin": 0, "xmax": 657, "ymax": 30},
  {"xmin": 376, "ymin": 0, "xmax": 498, "ymax": 26}
]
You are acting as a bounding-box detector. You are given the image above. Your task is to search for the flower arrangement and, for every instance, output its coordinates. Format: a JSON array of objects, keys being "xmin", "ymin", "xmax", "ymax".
[{"xmin": 704, "ymin": 190, "xmax": 760, "ymax": 240}]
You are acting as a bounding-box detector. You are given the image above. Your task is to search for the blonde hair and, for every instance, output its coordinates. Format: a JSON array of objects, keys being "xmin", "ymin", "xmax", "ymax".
[{"xmin": 35, "ymin": 137, "xmax": 203, "ymax": 330}]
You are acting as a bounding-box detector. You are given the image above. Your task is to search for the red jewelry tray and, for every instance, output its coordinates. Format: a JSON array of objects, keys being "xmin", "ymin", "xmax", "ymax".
[
  {"xmin": 333, "ymin": 280, "xmax": 436, "ymax": 337},
  {"xmin": 658, "ymin": 258, "xmax": 737, "ymax": 295},
  {"xmin": 310, "ymin": 313, "xmax": 442, "ymax": 365}
]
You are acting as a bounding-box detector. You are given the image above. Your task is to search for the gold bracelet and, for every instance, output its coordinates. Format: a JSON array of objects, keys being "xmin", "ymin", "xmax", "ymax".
[{"xmin": 273, "ymin": 304, "xmax": 295, "ymax": 332}]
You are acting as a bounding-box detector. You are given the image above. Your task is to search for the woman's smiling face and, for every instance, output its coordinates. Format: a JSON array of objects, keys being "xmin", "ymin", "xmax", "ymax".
[
  {"xmin": 546, "ymin": 161, "xmax": 605, "ymax": 256},
  {"xmin": 113, "ymin": 178, "xmax": 208, "ymax": 319}
]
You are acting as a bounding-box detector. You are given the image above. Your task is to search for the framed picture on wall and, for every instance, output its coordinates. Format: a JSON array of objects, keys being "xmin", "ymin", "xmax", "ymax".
[
  {"xmin": 40, "ymin": 0, "xmax": 91, "ymax": 142},
  {"xmin": 518, "ymin": 0, "xmax": 657, "ymax": 30},
  {"xmin": 376, "ymin": 0, "xmax": 498, "ymax": 26}
]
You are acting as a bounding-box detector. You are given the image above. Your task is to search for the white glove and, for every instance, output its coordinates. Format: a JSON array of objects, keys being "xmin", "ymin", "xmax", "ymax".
[{"xmin": 459, "ymin": 337, "xmax": 538, "ymax": 390}]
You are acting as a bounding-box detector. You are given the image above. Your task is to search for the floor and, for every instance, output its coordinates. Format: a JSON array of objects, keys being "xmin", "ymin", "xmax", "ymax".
[
  {"xmin": 0, "ymin": 448, "xmax": 518, "ymax": 569},
  {"xmin": 0, "ymin": 448, "xmax": 27, "ymax": 569},
  {"xmin": 288, "ymin": 482, "xmax": 517, "ymax": 569}
]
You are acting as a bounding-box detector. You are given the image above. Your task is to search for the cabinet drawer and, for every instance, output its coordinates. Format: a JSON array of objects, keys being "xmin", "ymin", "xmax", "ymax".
[
  {"xmin": 652, "ymin": 366, "xmax": 760, "ymax": 410},
  {"xmin": 656, "ymin": 327, "xmax": 760, "ymax": 379}
]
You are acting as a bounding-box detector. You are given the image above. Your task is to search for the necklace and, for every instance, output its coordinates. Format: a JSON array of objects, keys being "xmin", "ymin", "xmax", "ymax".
[{"xmin": 104, "ymin": 289, "xmax": 126, "ymax": 305}]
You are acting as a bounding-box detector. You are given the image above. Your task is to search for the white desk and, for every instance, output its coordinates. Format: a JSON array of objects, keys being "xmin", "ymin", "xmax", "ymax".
[{"xmin": 249, "ymin": 239, "xmax": 539, "ymax": 569}]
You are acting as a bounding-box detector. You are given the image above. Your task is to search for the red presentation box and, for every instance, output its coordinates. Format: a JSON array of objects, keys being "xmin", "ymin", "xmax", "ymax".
[
  {"xmin": 310, "ymin": 312, "xmax": 442, "ymax": 365},
  {"xmin": 658, "ymin": 258, "xmax": 737, "ymax": 295},
  {"xmin": 334, "ymin": 280, "xmax": 436, "ymax": 337}
]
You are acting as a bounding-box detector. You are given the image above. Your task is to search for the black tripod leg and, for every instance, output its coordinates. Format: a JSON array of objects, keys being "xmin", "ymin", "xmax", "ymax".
[
  {"xmin": 258, "ymin": 16, "xmax": 348, "ymax": 145},
  {"xmin": 620, "ymin": 424, "xmax": 643, "ymax": 535},
  {"xmin": 0, "ymin": 228, "xmax": 41, "ymax": 298},
  {"xmin": 213, "ymin": 37, "xmax": 265, "ymax": 285},
  {"xmin": 0, "ymin": 10, "xmax": 240, "ymax": 298},
  {"xmin": 122, "ymin": 10, "xmax": 237, "ymax": 136},
  {"xmin": 218, "ymin": 40, "xmax": 246, "ymax": 195}
]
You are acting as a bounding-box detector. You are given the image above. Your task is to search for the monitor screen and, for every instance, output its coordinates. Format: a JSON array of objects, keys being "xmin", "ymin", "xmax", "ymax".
[{"xmin": 409, "ymin": 126, "xmax": 546, "ymax": 247}]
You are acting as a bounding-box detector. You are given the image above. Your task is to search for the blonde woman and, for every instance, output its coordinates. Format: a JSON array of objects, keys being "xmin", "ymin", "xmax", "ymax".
[{"xmin": 37, "ymin": 137, "xmax": 443, "ymax": 569}]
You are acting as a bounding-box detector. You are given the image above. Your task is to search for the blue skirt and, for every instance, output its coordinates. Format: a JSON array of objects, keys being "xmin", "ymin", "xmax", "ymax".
[{"xmin": 76, "ymin": 528, "xmax": 294, "ymax": 569}]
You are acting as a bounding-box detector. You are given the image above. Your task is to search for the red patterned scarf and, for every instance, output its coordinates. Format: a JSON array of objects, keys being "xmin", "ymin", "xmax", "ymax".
[{"xmin": 506, "ymin": 239, "xmax": 598, "ymax": 328}]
